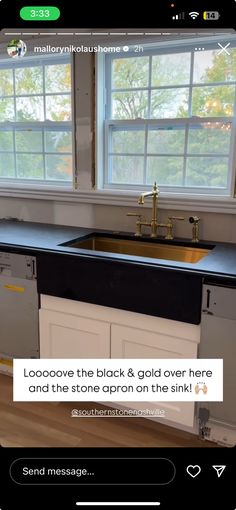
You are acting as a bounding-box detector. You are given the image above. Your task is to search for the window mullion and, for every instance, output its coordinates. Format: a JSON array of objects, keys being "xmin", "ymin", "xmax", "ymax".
[
  {"xmin": 106, "ymin": 117, "xmax": 233, "ymax": 127},
  {"xmin": 106, "ymin": 55, "xmax": 112, "ymax": 120},
  {"xmin": 12, "ymin": 68, "xmax": 17, "ymax": 178},
  {"xmin": 107, "ymin": 122, "xmax": 112, "ymax": 184},
  {"xmin": 42, "ymin": 63, "xmax": 47, "ymax": 180},
  {"xmin": 144, "ymin": 55, "xmax": 153, "ymax": 185},
  {"xmin": 183, "ymin": 124, "xmax": 189, "ymax": 186},
  {"xmin": 231, "ymin": 84, "xmax": 236, "ymax": 196},
  {"xmin": 182, "ymin": 51, "xmax": 194, "ymax": 186},
  {"xmin": 189, "ymin": 50, "xmax": 194, "ymax": 117}
]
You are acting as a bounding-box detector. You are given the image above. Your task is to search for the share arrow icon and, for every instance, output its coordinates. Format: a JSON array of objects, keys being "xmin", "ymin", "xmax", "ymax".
[{"xmin": 212, "ymin": 465, "xmax": 226, "ymax": 478}]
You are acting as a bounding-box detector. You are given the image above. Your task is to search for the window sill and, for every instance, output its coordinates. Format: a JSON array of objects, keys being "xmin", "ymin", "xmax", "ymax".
[{"xmin": 0, "ymin": 184, "xmax": 236, "ymax": 214}]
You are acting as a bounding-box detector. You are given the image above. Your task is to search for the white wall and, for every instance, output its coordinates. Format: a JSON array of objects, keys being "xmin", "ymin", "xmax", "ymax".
[
  {"xmin": 94, "ymin": 204, "xmax": 236, "ymax": 243},
  {"xmin": 1, "ymin": 195, "xmax": 236, "ymax": 243}
]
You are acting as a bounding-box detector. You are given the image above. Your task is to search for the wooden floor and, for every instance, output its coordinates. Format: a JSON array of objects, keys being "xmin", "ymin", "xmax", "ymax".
[{"xmin": 0, "ymin": 374, "xmax": 216, "ymax": 448}]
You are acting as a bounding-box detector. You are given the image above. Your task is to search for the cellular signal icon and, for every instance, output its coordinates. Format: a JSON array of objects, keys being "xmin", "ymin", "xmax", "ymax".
[{"xmin": 172, "ymin": 12, "xmax": 185, "ymax": 20}]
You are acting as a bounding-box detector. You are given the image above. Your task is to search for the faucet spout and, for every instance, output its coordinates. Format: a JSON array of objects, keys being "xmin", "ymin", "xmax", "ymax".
[
  {"xmin": 138, "ymin": 182, "xmax": 159, "ymax": 205},
  {"xmin": 138, "ymin": 182, "xmax": 159, "ymax": 237}
]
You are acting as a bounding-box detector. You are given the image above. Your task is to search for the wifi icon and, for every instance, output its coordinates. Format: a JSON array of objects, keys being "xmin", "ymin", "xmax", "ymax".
[{"xmin": 189, "ymin": 11, "xmax": 199, "ymax": 19}]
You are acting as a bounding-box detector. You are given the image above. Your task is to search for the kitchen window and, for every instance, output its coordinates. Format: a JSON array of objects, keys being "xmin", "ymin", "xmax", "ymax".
[
  {"xmin": 0, "ymin": 54, "xmax": 73, "ymax": 186},
  {"xmin": 102, "ymin": 39, "xmax": 236, "ymax": 196}
]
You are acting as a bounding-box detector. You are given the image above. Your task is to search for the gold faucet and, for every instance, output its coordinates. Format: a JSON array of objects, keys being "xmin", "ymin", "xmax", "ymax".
[
  {"xmin": 127, "ymin": 182, "xmax": 184, "ymax": 239},
  {"xmin": 138, "ymin": 181, "xmax": 159, "ymax": 238}
]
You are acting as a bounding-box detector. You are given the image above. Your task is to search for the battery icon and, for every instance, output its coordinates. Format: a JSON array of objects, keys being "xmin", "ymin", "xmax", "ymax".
[{"xmin": 203, "ymin": 11, "xmax": 220, "ymax": 20}]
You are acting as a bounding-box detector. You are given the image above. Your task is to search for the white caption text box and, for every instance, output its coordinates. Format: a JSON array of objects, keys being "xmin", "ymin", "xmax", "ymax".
[{"xmin": 13, "ymin": 358, "xmax": 223, "ymax": 402}]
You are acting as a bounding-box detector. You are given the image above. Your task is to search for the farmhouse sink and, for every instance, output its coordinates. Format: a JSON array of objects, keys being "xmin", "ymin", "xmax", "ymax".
[{"xmin": 62, "ymin": 235, "xmax": 212, "ymax": 264}]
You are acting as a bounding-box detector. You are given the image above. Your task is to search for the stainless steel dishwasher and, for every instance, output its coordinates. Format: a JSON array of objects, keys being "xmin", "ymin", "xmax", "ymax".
[
  {"xmin": 199, "ymin": 283, "xmax": 236, "ymax": 444},
  {"xmin": 0, "ymin": 251, "xmax": 39, "ymax": 359}
]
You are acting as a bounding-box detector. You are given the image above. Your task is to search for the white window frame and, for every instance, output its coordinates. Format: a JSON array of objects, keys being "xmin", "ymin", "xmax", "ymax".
[
  {"xmin": 0, "ymin": 53, "xmax": 75, "ymax": 188},
  {"xmin": 98, "ymin": 35, "xmax": 236, "ymax": 198}
]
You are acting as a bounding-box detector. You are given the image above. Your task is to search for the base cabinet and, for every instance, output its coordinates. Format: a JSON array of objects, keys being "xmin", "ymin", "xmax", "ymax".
[
  {"xmin": 111, "ymin": 323, "xmax": 197, "ymax": 358},
  {"xmin": 39, "ymin": 295, "xmax": 200, "ymax": 428},
  {"xmin": 39, "ymin": 309, "xmax": 110, "ymax": 358},
  {"xmin": 111, "ymin": 324, "xmax": 197, "ymax": 427}
]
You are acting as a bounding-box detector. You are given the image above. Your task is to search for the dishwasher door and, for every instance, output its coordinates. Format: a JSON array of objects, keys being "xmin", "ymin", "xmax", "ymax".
[
  {"xmin": 0, "ymin": 252, "xmax": 39, "ymax": 358},
  {"xmin": 200, "ymin": 284, "xmax": 236, "ymax": 426}
]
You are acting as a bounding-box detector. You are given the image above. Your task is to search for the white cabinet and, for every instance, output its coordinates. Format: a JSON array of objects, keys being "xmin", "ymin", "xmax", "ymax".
[
  {"xmin": 39, "ymin": 308, "xmax": 110, "ymax": 359},
  {"xmin": 111, "ymin": 324, "xmax": 197, "ymax": 358},
  {"xmin": 39, "ymin": 294, "xmax": 200, "ymax": 428},
  {"xmin": 111, "ymin": 324, "xmax": 197, "ymax": 427}
]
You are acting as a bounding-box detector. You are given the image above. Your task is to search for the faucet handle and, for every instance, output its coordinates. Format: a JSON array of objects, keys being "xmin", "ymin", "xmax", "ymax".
[
  {"xmin": 127, "ymin": 212, "xmax": 147, "ymax": 222},
  {"xmin": 127, "ymin": 213, "xmax": 145, "ymax": 237},
  {"xmin": 127, "ymin": 213, "xmax": 143, "ymax": 219},
  {"xmin": 164, "ymin": 216, "xmax": 185, "ymax": 240},
  {"xmin": 168, "ymin": 216, "xmax": 185, "ymax": 222}
]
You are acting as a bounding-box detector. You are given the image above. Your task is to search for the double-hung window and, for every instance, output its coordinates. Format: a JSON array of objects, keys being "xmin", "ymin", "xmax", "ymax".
[
  {"xmin": 0, "ymin": 54, "xmax": 73, "ymax": 186},
  {"xmin": 103, "ymin": 38, "xmax": 236, "ymax": 196}
]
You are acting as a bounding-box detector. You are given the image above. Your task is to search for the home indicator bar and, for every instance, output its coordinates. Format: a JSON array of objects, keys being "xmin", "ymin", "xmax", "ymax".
[{"xmin": 75, "ymin": 503, "xmax": 161, "ymax": 507}]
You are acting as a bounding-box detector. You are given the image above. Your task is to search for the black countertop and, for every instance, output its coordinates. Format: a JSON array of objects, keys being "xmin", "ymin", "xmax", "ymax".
[
  {"xmin": 1, "ymin": 219, "xmax": 236, "ymax": 324},
  {"xmin": 0, "ymin": 219, "xmax": 236, "ymax": 280}
]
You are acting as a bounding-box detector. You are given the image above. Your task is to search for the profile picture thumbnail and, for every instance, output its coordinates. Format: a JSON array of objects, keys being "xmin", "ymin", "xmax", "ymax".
[{"xmin": 7, "ymin": 39, "xmax": 27, "ymax": 58}]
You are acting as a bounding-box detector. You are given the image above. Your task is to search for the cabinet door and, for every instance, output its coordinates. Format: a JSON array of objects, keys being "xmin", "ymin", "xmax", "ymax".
[
  {"xmin": 39, "ymin": 309, "xmax": 110, "ymax": 358},
  {"xmin": 111, "ymin": 324, "xmax": 197, "ymax": 427}
]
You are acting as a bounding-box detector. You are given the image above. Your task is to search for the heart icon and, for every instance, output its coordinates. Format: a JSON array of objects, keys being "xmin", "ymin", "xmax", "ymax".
[{"xmin": 186, "ymin": 465, "xmax": 201, "ymax": 478}]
